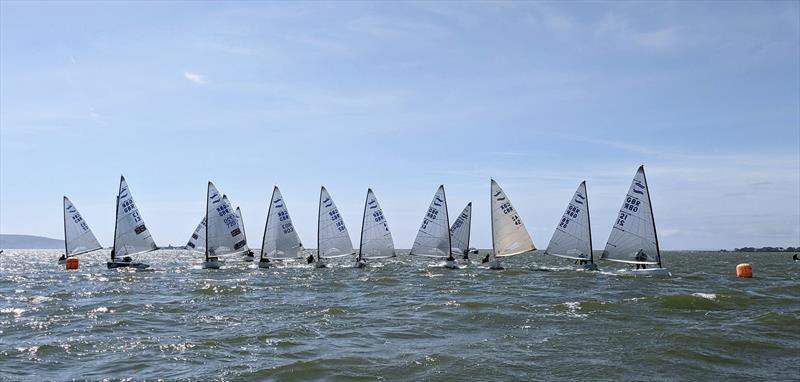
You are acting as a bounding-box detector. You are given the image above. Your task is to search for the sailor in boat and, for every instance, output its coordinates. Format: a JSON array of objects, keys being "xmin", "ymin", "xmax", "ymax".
[
  {"xmin": 307, "ymin": 253, "xmax": 327, "ymax": 268},
  {"xmin": 354, "ymin": 253, "xmax": 366, "ymax": 268},
  {"xmin": 258, "ymin": 257, "xmax": 271, "ymax": 268},
  {"xmin": 634, "ymin": 249, "xmax": 648, "ymax": 270},
  {"xmin": 461, "ymin": 252, "xmax": 471, "ymax": 265},
  {"xmin": 58, "ymin": 254, "xmax": 68, "ymax": 263},
  {"xmin": 794, "ymin": 254, "xmax": 799, "ymax": 262},
  {"xmin": 481, "ymin": 254, "xmax": 490, "ymax": 264},
  {"xmin": 243, "ymin": 248, "xmax": 255, "ymax": 261}
]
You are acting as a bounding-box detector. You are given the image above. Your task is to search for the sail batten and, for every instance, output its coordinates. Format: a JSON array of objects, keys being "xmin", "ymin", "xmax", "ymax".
[
  {"xmin": 317, "ymin": 187, "xmax": 354, "ymax": 259},
  {"xmin": 261, "ymin": 187, "xmax": 305, "ymax": 260},
  {"xmin": 63, "ymin": 196, "xmax": 102, "ymax": 256},
  {"xmin": 112, "ymin": 176, "xmax": 157, "ymax": 258},
  {"xmin": 205, "ymin": 183, "xmax": 247, "ymax": 259},
  {"xmin": 545, "ymin": 181, "xmax": 593, "ymax": 261},
  {"xmin": 450, "ymin": 203, "xmax": 472, "ymax": 256},
  {"xmin": 410, "ymin": 185, "xmax": 451, "ymax": 258},
  {"xmin": 358, "ymin": 189, "xmax": 396, "ymax": 259},
  {"xmin": 601, "ymin": 166, "xmax": 662, "ymax": 265},
  {"xmin": 490, "ymin": 180, "xmax": 535, "ymax": 258}
]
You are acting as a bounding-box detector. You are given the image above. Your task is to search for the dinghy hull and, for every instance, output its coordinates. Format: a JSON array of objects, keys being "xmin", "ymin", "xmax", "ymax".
[
  {"xmin": 203, "ymin": 258, "xmax": 222, "ymax": 269},
  {"xmin": 619, "ymin": 267, "xmax": 671, "ymax": 277},
  {"xmin": 107, "ymin": 261, "xmax": 149, "ymax": 269}
]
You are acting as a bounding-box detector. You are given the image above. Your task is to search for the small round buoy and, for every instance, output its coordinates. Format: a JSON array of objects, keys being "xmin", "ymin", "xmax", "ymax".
[
  {"xmin": 65, "ymin": 256, "xmax": 79, "ymax": 270},
  {"xmin": 736, "ymin": 263, "xmax": 752, "ymax": 278}
]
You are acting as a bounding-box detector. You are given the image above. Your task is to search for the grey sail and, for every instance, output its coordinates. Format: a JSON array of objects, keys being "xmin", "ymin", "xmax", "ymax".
[
  {"xmin": 358, "ymin": 189, "xmax": 396, "ymax": 259},
  {"xmin": 601, "ymin": 166, "xmax": 661, "ymax": 265},
  {"xmin": 233, "ymin": 205, "xmax": 251, "ymax": 252},
  {"xmin": 409, "ymin": 185, "xmax": 451, "ymax": 258},
  {"xmin": 63, "ymin": 196, "xmax": 102, "ymax": 256},
  {"xmin": 260, "ymin": 186, "xmax": 304, "ymax": 260},
  {"xmin": 317, "ymin": 186, "xmax": 354, "ymax": 259},
  {"xmin": 545, "ymin": 181, "xmax": 593, "ymax": 261},
  {"xmin": 450, "ymin": 203, "xmax": 472, "ymax": 256},
  {"xmin": 205, "ymin": 183, "xmax": 247, "ymax": 258},
  {"xmin": 112, "ymin": 176, "xmax": 157, "ymax": 259},
  {"xmin": 186, "ymin": 217, "xmax": 206, "ymax": 253}
]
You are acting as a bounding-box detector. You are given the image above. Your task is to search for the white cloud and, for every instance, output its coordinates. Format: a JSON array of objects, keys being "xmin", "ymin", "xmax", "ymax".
[{"xmin": 183, "ymin": 72, "xmax": 207, "ymax": 85}]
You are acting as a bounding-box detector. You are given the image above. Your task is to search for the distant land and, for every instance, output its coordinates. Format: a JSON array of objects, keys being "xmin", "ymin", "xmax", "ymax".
[
  {"xmin": 0, "ymin": 234, "xmax": 63, "ymax": 249},
  {"xmin": 727, "ymin": 247, "xmax": 798, "ymax": 253}
]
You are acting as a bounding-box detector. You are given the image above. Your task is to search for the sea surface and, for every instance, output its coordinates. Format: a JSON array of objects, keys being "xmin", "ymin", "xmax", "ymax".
[{"xmin": 1, "ymin": 250, "xmax": 798, "ymax": 381}]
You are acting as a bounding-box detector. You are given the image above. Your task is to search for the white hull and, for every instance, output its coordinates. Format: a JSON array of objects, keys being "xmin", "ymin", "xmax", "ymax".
[
  {"xmin": 444, "ymin": 260, "xmax": 460, "ymax": 269},
  {"xmin": 314, "ymin": 259, "xmax": 328, "ymax": 269},
  {"xmin": 488, "ymin": 258, "xmax": 504, "ymax": 270},
  {"xmin": 618, "ymin": 267, "xmax": 671, "ymax": 277},
  {"xmin": 203, "ymin": 260, "xmax": 222, "ymax": 269},
  {"xmin": 581, "ymin": 263, "xmax": 599, "ymax": 271},
  {"xmin": 242, "ymin": 255, "xmax": 254, "ymax": 262}
]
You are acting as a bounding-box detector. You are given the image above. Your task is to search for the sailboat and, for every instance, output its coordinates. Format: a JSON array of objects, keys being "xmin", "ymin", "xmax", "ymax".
[
  {"xmin": 108, "ymin": 176, "xmax": 156, "ymax": 269},
  {"xmin": 185, "ymin": 217, "xmax": 206, "ymax": 253},
  {"xmin": 409, "ymin": 185, "xmax": 459, "ymax": 269},
  {"xmin": 59, "ymin": 196, "xmax": 103, "ymax": 264},
  {"xmin": 601, "ymin": 166, "xmax": 670, "ymax": 276},
  {"xmin": 486, "ymin": 179, "xmax": 535, "ymax": 270},
  {"xmin": 203, "ymin": 182, "xmax": 248, "ymax": 269},
  {"xmin": 259, "ymin": 186, "xmax": 305, "ymax": 269},
  {"xmin": 234, "ymin": 206, "xmax": 255, "ymax": 262},
  {"xmin": 450, "ymin": 202, "xmax": 472, "ymax": 264},
  {"xmin": 355, "ymin": 189, "xmax": 396, "ymax": 268},
  {"xmin": 544, "ymin": 181, "xmax": 597, "ymax": 271},
  {"xmin": 309, "ymin": 186, "xmax": 354, "ymax": 268}
]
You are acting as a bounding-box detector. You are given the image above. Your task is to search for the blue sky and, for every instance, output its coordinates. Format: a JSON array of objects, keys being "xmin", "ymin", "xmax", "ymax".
[{"xmin": 1, "ymin": 1, "xmax": 798, "ymax": 250}]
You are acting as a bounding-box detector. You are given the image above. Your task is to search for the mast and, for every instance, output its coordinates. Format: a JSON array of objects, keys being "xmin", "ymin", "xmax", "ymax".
[
  {"xmin": 358, "ymin": 189, "xmax": 370, "ymax": 259},
  {"xmin": 464, "ymin": 202, "xmax": 472, "ymax": 255},
  {"xmin": 317, "ymin": 186, "xmax": 323, "ymax": 261},
  {"xmin": 205, "ymin": 181, "xmax": 210, "ymax": 262},
  {"xmin": 584, "ymin": 181, "xmax": 594, "ymax": 264},
  {"xmin": 490, "ymin": 180, "xmax": 496, "ymax": 261},
  {"xmin": 111, "ymin": 176, "xmax": 123, "ymax": 261},
  {"xmin": 441, "ymin": 185, "xmax": 451, "ymax": 258},
  {"xmin": 641, "ymin": 166, "xmax": 662, "ymax": 268},
  {"xmin": 260, "ymin": 187, "xmax": 277, "ymax": 260},
  {"xmin": 63, "ymin": 196, "xmax": 69, "ymax": 258}
]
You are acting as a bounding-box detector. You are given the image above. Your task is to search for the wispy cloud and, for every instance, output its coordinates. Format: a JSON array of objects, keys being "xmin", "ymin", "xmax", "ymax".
[{"xmin": 183, "ymin": 72, "xmax": 207, "ymax": 85}]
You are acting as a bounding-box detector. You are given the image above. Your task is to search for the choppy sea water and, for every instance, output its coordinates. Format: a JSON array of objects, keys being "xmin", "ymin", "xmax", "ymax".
[{"xmin": 1, "ymin": 250, "xmax": 798, "ymax": 381}]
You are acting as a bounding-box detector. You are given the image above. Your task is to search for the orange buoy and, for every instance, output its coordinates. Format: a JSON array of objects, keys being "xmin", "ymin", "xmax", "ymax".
[
  {"xmin": 65, "ymin": 256, "xmax": 79, "ymax": 270},
  {"xmin": 736, "ymin": 263, "xmax": 752, "ymax": 278}
]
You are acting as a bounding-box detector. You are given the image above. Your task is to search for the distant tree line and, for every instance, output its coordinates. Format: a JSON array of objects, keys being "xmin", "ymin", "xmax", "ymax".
[{"xmin": 730, "ymin": 247, "xmax": 798, "ymax": 252}]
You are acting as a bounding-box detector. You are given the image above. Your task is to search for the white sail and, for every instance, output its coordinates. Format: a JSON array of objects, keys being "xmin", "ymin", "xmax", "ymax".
[
  {"xmin": 186, "ymin": 217, "xmax": 206, "ymax": 253},
  {"xmin": 63, "ymin": 196, "xmax": 102, "ymax": 256},
  {"xmin": 358, "ymin": 189, "xmax": 396, "ymax": 259},
  {"xmin": 491, "ymin": 179, "xmax": 535, "ymax": 257},
  {"xmin": 112, "ymin": 176, "xmax": 157, "ymax": 258},
  {"xmin": 317, "ymin": 186, "xmax": 354, "ymax": 259},
  {"xmin": 602, "ymin": 166, "xmax": 661, "ymax": 265},
  {"xmin": 410, "ymin": 185, "xmax": 451, "ymax": 258},
  {"xmin": 232, "ymin": 204, "xmax": 250, "ymax": 252},
  {"xmin": 205, "ymin": 183, "xmax": 248, "ymax": 257},
  {"xmin": 450, "ymin": 202, "xmax": 472, "ymax": 255},
  {"xmin": 545, "ymin": 181, "xmax": 593, "ymax": 261},
  {"xmin": 260, "ymin": 186, "xmax": 304, "ymax": 260}
]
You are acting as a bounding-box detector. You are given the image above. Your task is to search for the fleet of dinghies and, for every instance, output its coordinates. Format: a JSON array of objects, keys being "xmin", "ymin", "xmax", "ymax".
[{"xmin": 59, "ymin": 166, "xmax": 670, "ymax": 276}]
